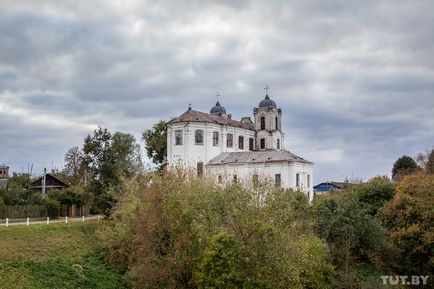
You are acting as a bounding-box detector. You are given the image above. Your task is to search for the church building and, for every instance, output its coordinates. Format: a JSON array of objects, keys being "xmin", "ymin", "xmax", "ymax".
[{"xmin": 166, "ymin": 89, "xmax": 314, "ymax": 201}]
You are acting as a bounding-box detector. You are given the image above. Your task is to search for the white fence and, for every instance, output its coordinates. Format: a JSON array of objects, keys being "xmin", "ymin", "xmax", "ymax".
[{"xmin": 1, "ymin": 215, "xmax": 101, "ymax": 227}]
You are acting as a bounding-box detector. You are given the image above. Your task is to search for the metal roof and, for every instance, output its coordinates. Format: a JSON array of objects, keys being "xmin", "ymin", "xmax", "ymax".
[
  {"xmin": 168, "ymin": 109, "xmax": 255, "ymax": 131},
  {"xmin": 207, "ymin": 150, "xmax": 313, "ymax": 165}
]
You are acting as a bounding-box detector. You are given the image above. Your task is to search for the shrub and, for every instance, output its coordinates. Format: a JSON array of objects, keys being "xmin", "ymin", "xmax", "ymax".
[{"xmin": 98, "ymin": 171, "xmax": 334, "ymax": 289}]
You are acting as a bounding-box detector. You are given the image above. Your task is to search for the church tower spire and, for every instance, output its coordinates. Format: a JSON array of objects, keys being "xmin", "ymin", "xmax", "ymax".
[{"xmin": 253, "ymin": 85, "xmax": 284, "ymax": 151}]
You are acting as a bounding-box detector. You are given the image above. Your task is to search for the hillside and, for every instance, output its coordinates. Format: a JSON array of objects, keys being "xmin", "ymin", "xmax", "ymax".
[{"xmin": 0, "ymin": 221, "xmax": 129, "ymax": 289}]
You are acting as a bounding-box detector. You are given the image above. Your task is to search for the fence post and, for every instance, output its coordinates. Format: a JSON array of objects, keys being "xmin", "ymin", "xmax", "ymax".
[
  {"xmin": 47, "ymin": 217, "xmax": 50, "ymax": 224},
  {"xmin": 65, "ymin": 216, "xmax": 68, "ymax": 224},
  {"xmin": 26, "ymin": 217, "xmax": 29, "ymax": 226},
  {"xmin": 5, "ymin": 218, "xmax": 8, "ymax": 227},
  {"xmin": 82, "ymin": 215, "xmax": 85, "ymax": 222}
]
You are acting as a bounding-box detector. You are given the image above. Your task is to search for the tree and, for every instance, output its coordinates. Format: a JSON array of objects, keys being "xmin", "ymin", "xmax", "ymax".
[
  {"xmin": 379, "ymin": 174, "xmax": 434, "ymax": 275},
  {"xmin": 391, "ymin": 155, "xmax": 418, "ymax": 180},
  {"xmin": 111, "ymin": 132, "xmax": 142, "ymax": 178},
  {"xmin": 82, "ymin": 126, "xmax": 143, "ymax": 213},
  {"xmin": 313, "ymin": 195, "xmax": 387, "ymax": 267},
  {"xmin": 425, "ymin": 149, "xmax": 434, "ymax": 174},
  {"xmin": 355, "ymin": 176, "xmax": 395, "ymax": 216},
  {"xmin": 63, "ymin": 146, "xmax": 84, "ymax": 185},
  {"xmin": 195, "ymin": 231, "xmax": 245, "ymax": 289},
  {"xmin": 142, "ymin": 120, "xmax": 167, "ymax": 171},
  {"xmin": 0, "ymin": 172, "xmax": 31, "ymax": 205}
]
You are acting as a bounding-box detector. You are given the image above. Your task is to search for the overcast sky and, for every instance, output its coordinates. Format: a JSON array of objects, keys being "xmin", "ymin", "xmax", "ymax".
[{"xmin": 1, "ymin": 0, "xmax": 433, "ymax": 182}]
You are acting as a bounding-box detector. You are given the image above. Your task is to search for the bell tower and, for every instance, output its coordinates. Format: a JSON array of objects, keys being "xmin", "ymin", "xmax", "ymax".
[{"xmin": 253, "ymin": 85, "xmax": 284, "ymax": 151}]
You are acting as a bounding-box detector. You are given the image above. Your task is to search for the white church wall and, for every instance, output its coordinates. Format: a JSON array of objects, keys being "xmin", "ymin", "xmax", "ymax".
[
  {"xmin": 167, "ymin": 121, "xmax": 254, "ymax": 168},
  {"xmin": 207, "ymin": 161, "xmax": 313, "ymax": 201}
]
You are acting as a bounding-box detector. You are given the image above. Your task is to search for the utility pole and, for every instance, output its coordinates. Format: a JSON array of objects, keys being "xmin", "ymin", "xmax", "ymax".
[{"xmin": 42, "ymin": 167, "xmax": 46, "ymax": 197}]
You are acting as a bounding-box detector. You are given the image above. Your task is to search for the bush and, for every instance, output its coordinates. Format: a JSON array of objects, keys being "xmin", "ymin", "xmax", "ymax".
[
  {"xmin": 43, "ymin": 198, "xmax": 61, "ymax": 217},
  {"xmin": 98, "ymin": 171, "xmax": 334, "ymax": 289}
]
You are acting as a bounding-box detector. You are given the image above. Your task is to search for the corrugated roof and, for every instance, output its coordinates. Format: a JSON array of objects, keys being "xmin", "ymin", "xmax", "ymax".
[
  {"xmin": 168, "ymin": 109, "xmax": 255, "ymax": 131},
  {"xmin": 207, "ymin": 150, "xmax": 313, "ymax": 165}
]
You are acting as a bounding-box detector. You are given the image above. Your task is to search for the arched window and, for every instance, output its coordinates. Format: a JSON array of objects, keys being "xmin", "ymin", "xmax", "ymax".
[
  {"xmin": 195, "ymin": 130, "xmax": 203, "ymax": 144},
  {"xmin": 275, "ymin": 117, "xmax": 278, "ymax": 130},
  {"xmin": 260, "ymin": 116, "xmax": 266, "ymax": 130},
  {"xmin": 238, "ymin": 136, "xmax": 244, "ymax": 149},
  {"xmin": 260, "ymin": 138, "xmax": 265, "ymax": 150},
  {"xmin": 227, "ymin": 133, "xmax": 233, "ymax": 147},
  {"xmin": 212, "ymin": 131, "xmax": 219, "ymax": 146},
  {"xmin": 277, "ymin": 139, "xmax": 280, "ymax": 150}
]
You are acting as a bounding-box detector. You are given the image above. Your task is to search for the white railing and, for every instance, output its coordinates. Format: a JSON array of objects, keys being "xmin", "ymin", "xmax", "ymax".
[{"xmin": 1, "ymin": 215, "xmax": 102, "ymax": 227}]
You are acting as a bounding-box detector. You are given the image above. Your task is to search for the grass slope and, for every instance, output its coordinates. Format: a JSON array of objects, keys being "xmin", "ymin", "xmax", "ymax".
[{"xmin": 0, "ymin": 222, "xmax": 129, "ymax": 289}]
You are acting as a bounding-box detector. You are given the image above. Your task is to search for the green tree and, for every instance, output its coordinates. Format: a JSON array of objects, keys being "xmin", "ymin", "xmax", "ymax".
[
  {"xmin": 82, "ymin": 126, "xmax": 142, "ymax": 213},
  {"xmin": 0, "ymin": 173, "xmax": 31, "ymax": 205},
  {"xmin": 355, "ymin": 176, "xmax": 395, "ymax": 216},
  {"xmin": 111, "ymin": 132, "xmax": 142, "ymax": 178},
  {"xmin": 195, "ymin": 231, "xmax": 245, "ymax": 289},
  {"xmin": 391, "ymin": 155, "xmax": 418, "ymax": 180},
  {"xmin": 63, "ymin": 146, "xmax": 84, "ymax": 185},
  {"xmin": 379, "ymin": 174, "xmax": 434, "ymax": 275},
  {"xmin": 142, "ymin": 120, "xmax": 167, "ymax": 172},
  {"xmin": 425, "ymin": 149, "xmax": 434, "ymax": 174}
]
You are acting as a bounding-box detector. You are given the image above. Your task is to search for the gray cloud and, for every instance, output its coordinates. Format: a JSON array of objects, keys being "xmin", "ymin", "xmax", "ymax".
[{"xmin": 0, "ymin": 0, "xmax": 433, "ymax": 182}]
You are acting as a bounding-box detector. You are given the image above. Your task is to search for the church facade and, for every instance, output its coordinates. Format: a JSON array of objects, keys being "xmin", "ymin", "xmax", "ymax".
[{"xmin": 167, "ymin": 92, "xmax": 314, "ymax": 201}]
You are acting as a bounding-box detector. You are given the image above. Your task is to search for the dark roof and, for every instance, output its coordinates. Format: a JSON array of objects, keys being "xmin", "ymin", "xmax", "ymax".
[
  {"xmin": 168, "ymin": 109, "xmax": 254, "ymax": 130},
  {"xmin": 29, "ymin": 173, "xmax": 70, "ymax": 188},
  {"xmin": 207, "ymin": 150, "xmax": 313, "ymax": 165},
  {"xmin": 259, "ymin": 95, "xmax": 277, "ymax": 108},
  {"xmin": 313, "ymin": 182, "xmax": 356, "ymax": 191},
  {"xmin": 210, "ymin": 101, "xmax": 227, "ymax": 115}
]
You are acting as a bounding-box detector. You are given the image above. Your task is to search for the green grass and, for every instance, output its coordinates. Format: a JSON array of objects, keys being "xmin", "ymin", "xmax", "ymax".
[{"xmin": 0, "ymin": 222, "xmax": 130, "ymax": 289}]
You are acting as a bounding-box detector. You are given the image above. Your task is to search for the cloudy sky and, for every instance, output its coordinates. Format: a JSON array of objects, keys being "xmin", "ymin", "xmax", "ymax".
[{"xmin": 1, "ymin": 0, "xmax": 433, "ymax": 182}]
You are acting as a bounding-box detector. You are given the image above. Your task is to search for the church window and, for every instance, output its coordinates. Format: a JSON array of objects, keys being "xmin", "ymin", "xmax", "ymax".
[
  {"xmin": 227, "ymin": 134, "xmax": 233, "ymax": 147},
  {"xmin": 275, "ymin": 117, "xmax": 278, "ymax": 130},
  {"xmin": 197, "ymin": 162, "xmax": 203, "ymax": 176},
  {"xmin": 213, "ymin": 131, "xmax": 219, "ymax": 146},
  {"xmin": 195, "ymin": 130, "xmax": 203, "ymax": 145},
  {"xmin": 233, "ymin": 175, "xmax": 238, "ymax": 183},
  {"xmin": 275, "ymin": 174, "xmax": 281, "ymax": 187},
  {"xmin": 307, "ymin": 175, "xmax": 310, "ymax": 187},
  {"xmin": 296, "ymin": 173, "xmax": 300, "ymax": 187},
  {"xmin": 260, "ymin": 138, "xmax": 265, "ymax": 150},
  {"xmin": 175, "ymin": 130, "xmax": 183, "ymax": 145},
  {"xmin": 260, "ymin": 117, "xmax": 266, "ymax": 130},
  {"xmin": 238, "ymin": 136, "xmax": 244, "ymax": 149},
  {"xmin": 249, "ymin": 138, "xmax": 254, "ymax": 150},
  {"xmin": 277, "ymin": 139, "xmax": 280, "ymax": 150}
]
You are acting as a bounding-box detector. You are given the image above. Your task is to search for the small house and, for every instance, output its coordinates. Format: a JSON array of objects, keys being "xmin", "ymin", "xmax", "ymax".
[{"xmin": 29, "ymin": 173, "xmax": 70, "ymax": 193}]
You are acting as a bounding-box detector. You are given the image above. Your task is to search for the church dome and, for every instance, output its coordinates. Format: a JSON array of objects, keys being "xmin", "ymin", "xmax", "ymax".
[
  {"xmin": 210, "ymin": 101, "xmax": 226, "ymax": 115},
  {"xmin": 259, "ymin": 95, "xmax": 277, "ymax": 108}
]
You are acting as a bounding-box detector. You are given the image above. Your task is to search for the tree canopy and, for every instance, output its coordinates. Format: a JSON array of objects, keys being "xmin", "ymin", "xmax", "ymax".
[
  {"xmin": 391, "ymin": 155, "xmax": 419, "ymax": 180},
  {"xmin": 142, "ymin": 120, "xmax": 167, "ymax": 172}
]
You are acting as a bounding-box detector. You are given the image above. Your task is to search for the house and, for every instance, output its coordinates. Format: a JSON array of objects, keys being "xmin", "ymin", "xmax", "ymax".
[
  {"xmin": 166, "ymin": 89, "xmax": 314, "ymax": 201},
  {"xmin": 313, "ymin": 181, "xmax": 355, "ymax": 196},
  {"xmin": 29, "ymin": 173, "xmax": 70, "ymax": 193}
]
